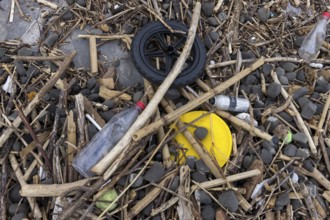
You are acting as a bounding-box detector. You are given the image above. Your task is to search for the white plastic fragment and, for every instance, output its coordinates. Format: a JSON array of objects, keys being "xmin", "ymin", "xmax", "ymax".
[
  {"xmin": 291, "ymin": 172, "xmax": 299, "ymax": 184},
  {"xmin": 309, "ymin": 63, "xmax": 323, "ymax": 69},
  {"xmin": 285, "ymin": 2, "xmax": 302, "ymax": 18},
  {"xmin": 251, "ymin": 180, "xmax": 267, "ymax": 199},
  {"xmin": 1, "ymin": 75, "xmax": 14, "ymax": 94},
  {"xmin": 236, "ymin": 113, "xmax": 258, "ymax": 127}
]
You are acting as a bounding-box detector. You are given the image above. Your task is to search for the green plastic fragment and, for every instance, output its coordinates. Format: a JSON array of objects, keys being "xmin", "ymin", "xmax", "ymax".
[{"xmin": 96, "ymin": 189, "xmax": 118, "ymax": 211}]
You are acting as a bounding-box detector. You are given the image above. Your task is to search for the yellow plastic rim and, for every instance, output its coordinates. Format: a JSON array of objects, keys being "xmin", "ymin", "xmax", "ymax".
[{"xmin": 173, "ymin": 111, "xmax": 232, "ymax": 167}]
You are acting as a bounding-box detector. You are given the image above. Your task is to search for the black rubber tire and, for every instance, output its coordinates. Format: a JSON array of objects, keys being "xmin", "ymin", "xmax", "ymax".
[{"xmin": 131, "ymin": 20, "xmax": 206, "ymax": 87}]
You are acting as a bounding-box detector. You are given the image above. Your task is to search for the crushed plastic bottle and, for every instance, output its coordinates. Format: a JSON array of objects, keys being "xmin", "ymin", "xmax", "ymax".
[
  {"xmin": 298, "ymin": 12, "xmax": 330, "ymax": 62},
  {"xmin": 209, "ymin": 95, "xmax": 250, "ymax": 112},
  {"xmin": 72, "ymin": 101, "xmax": 146, "ymax": 177}
]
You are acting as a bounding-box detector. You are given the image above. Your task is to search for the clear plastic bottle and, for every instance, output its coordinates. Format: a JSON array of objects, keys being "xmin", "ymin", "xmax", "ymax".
[
  {"xmin": 298, "ymin": 12, "xmax": 330, "ymax": 61},
  {"xmin": 209, "ymin": 95, "xmax": 250, "ymax": 112},
  {"xmin": 72, "ymin": 101, "xmax": 145, "ymax": 177}
]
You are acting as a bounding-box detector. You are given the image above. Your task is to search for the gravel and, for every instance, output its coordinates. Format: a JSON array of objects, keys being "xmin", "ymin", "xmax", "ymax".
[
  {"xmin": 301, "ymin": 102, "xmax": 317, "ymax": 120},
  {"xmin": 267, "ymin": 82, "xmax": 281, "ymax": 98},
  {"xmin": 191, "ymin": 172, "xmax": 208, "ymax": 183},
  {"xmin": 283, "ymin": 144, "xmax": 297, "ymax": 157},
  {"xmin": 292, "ymin": 132, "xmax": 308, "ymax": 144},
  {"xmin": 44, "ymin": 33, "xmax": 59, "ymax": 47},
  {"xmin": 144, "ymin": 162, "xmax": 165, "ymax": 183},
  {"xmin": 195, "ymin": 159, "xmax": 210, "ymax": 173},
  {"xmin": 195, "ymin": 190, "xmax": 212, "ymax": 205},
  {"xmin": 260, "ymin": 148, "xmax": 273, "ymax": 165},
  {"xmin": 201, "ymin": 206, "xmax": 215, "ymax": 220},
  {"xmin": 201, "ymin": 2, "xmax": 214, "ymax": 17},
  {"xmin": 276, "ymin": 192, "xmax": 290, "ymax": 207},
  {"xmin": 186, "ymin": 156, "xmax": 197, "ymax": 170},
  {"xmin": 292, "ymin": 87, "xmax": 309, "ymax": 100},
  {"xmin": 218, "ymin": 190, "xmax": 239, "ymax": 212},
  {"xmin": 280, "ymin": 62, "xmax": 297, "ymax": 72},
  {"xmin": 194, "ymin": 127, "xmax": 208, "ymax": 140},
  {"xmin": 256, "ymin": 7, "xmax": 270, "ymax": 22}
]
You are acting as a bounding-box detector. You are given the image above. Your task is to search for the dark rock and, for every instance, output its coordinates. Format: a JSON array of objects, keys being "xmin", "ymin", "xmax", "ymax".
[
  {"xmin": 186, "ymin": 156, "xmax": 197, "ymax": 170},
  {"xmin": 9, "ymin": 184, "xmax": 22, "ymax": 203},
  {"xmin": 295, "ymin": 148, "xmax": 310, "ymax": 159},
  {"xmin": 217, "ymin": 12, "xmax": 227, "ymax": 21},
  {"xmin": 297, "ymin": 96, "xmax": 310, "ymax": 108},
  {"xmin": 260, "ymin": 149, "xmax": 273, "ymax": 165},
  {"xmin": 142, "ymin": 203, "xmax": 154, "ymax": 216},
  {"xmin": 87, "ymin": 77, "xmax": 97, "ymax": 89},
  {"xmin": 276, "ymin": 67, "xmax": 285, "ymax": 76},
  {"xmin": 256, "ymin": 7, "xmax": 270, "ymax": 22},
  {"xmin": 87, "ymin": 124, "xmax": 98, "ymax": 139},
  {"xmin": 265, "ymin": 116, "xmax": 280, "ymax": 133},
  {"xmin": 262, "ymin": 141, "xmax": 276, "ymax": 155},
  {"xmin": 292, "ymin": 87, "xmax": 308, "ymax": 100},
  {"xmin": 195, "ymin": 190, "xmax": 212, "ymax": 205},
  {"xmin": 251, "ymin": 85, "xmax": 263, "ymax": 98},
  {"xmin": 310, "ymin": 92, "xmax": 321, "ymax": 100},
  {"xmin": 262, "ymin": 63, "xmax": 273, "ymax": 75},
  {"xmin": 66, "ymin": 0, "xmax": 75, "ymax": 5},
  {"xmin": 280, "ymin": 62, "xmax": 297, "ymax": 72},
  {"xmin": 11, "ymin": 213, "xmax": 27, "ymax": 220},
  {"xmin": 44, "ymin": 33, "xmax": 59, "ymax": 47},
  {"xmin": 88, "ymin": 94, "xmax": 100, "ymax": 101},
  {"xmin": 1, "ymin": 56, "xmax": 13, "ymax": 63},
  {"xmin": 117, "ymin": 176, "xmax": 127, "ymax": 187},
  {"xmin": 316, "ymin": 103, "xmax": 324, "ymax": 115},
  {"xmin": 103, "ymin": 100, "xmax": 115, "ymax": 109},
  {"xmin": 80, "ymin": 89, "xmax": 91, "ymax": 96},
  {"xmin": 291, "ymin": 199, "xmax": 303, "ymax": 210},
  {"xmin": 218, "ymin": 190, "xmax": 239, "ymax": 212},
  {"xmin": 26, "ymin": 65, "xmax": 40, "ymax": 78},
  {"xmin": 194, "ymin": 127, "xmax": 208, "ymax": 140},
  {"xmin": 206, "ymin": 17, "xmax": 220, "ymax": 26},
  {"xmin": 286, "ymin": 72, "xmax": 297, "ymax": 81},
  {"xmin": 292, "ymin": 132, "xmax": 308, "ymax": 144},
  {"xmin": 133, "ymin": 91, "xmax": 143, "ymax": 102},
  {"xmin": 12, "ymin": 140, "xmax": 22, "ymax": 151},
  {"xmin": 18, "ymin": 47, "xmax": 33, "ymax": 56},
  {"xmin": 279, "ymin": 76, "xmax": 289, "ymax": 85},
  {"xmin": 76, "ymin": 0, "xmax": 86, "ymax": 7},
  {"xmin": 49, "ymin": 88, "xmax": 60, "ymax": 102},
  {"xmin": 294, "ymin": 36, "xmax": 305, "ymax": 47},
  {"xmin": 164, "ymin": 88, "xmax": 180, "ymax": 100},
  {"xmin": 244, "ymin": 75, "xmax": 258, "ymax": 85},
  {"xmin": 201, "ymin": 2, "xmax": 214, "ymax": 17},
  {"xmin": 315, "ymin": 80, "xmax": 330, "ymax": 93},
  {"xmin": 201, "ymin": 206, "xmax": 215, "ymax": 220},
  {"xmin": 14, "ymin": 61, "xmax": 26, "ymax": 76},
  {"xmin": 195, "ymin": 160, "xmax": 210, "ymax": 173},
  {"xmin": 100, "ymin": 110, "xmax": 115, "ymax": 122},
  {"xmin": 296, "ymin": 70, "xmax": 306, "ymax": 82},
  {"xmin": 303, "ymin": 159, "xmax": 314, "ymax": 172},
  {"xmin": 267, "ymin": 82, "xmax": 281, "ymax": 98},
  {"xmin": 144, "ymin": 162, "xmax": 165, "ymax": 183},
  {"xmin": 8, "ymin": 203, "xmax": 29, "ymax": 216},
  {"xmin": 62, "ymin": 10, "xmax": 74, "ymax": 21},
  {"xmin": 169, "ymin": 176, "xmax": 180, "ymax": 191},
  {"xmin": 241, "ymin": 50, "xmax": 256, "ymax": 59},
  {"xmin": 254, "ymin": 100, "xmax": 265, "ymax": 108},
  {"xmin": 204, "ymin": 33, "xmax": 213, "ymax": 49},
  {"xmin": 0, "ymin": 48, "xmax": 6, "ymax": 57},
  {"xmin": 301, "ymin": 102, "xmax": 317, "ymax": 120},
  {"xmin": 152, "ymin": 215, "xmax": 161, "ymax": 220},
  {"xmin": 243, "ymin": 154, "xmax": 253, "ymax": 169},
  {"xmin": 276, "ymin": 193, "xmax": 290, "ymax": 207},
  {"xmin": 122, "ymin": 23, "xmax": 134, "ymax": 34},
  {"xmin": 191, "ymin": 172, "xmax": 208, "ymax": 182},
  {"xmin": 283, "ymin": 144, "xmax": 297, "ymax": 157},
  {"xmin": 209, "ymin": 31, "xmax": 220, "ymax": 42},
  {"xmin": 278, "ymin": 111, "xmax": 293, "ymax": 122},
  {"xmin": 129, "ymin": 173, "xmax": 144, "ymax": 188}
]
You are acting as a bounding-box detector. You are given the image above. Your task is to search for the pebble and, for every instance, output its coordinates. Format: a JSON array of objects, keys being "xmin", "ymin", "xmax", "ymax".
[
  {"xmin": 209, "ymin": 31, "xmax": 220, "ymax": 42},
  {"xmin": 217, "ymin": 12, "xmax": 228, "ymax": 21},
  {"xmin": 206, "ymin": 17, "xmax": 220, "ymax": 26},
  {"xmin": 76, "ymin": 0, "xmax": 86, "ymax": 7},
  {"xmin": 165, "ymin": 88, "xmax": 181, "ymax": 100},
  {"xmin": 27, "ymin": 65, "xmax": 40, "ymax": 78},
  {"xmin": 0, "ymin": 48, "xmax": 6, "ymax": 57},
  {"xmin": 8, "ymin": 203, "xmax": 29, "ymax": 216},
  {"xmin": 152, "ymin": 215, "xmax": 161, "ymax": 220},
  {"xmin": 256, "ymin": 7, "xmax": 270, "ymax": 22},
  {"xmin": 261, "ymin": 141, "xmax": 276, "ymax": 155},
  {"xmin": 88, "ymin": 94, "xmax": 100, "ymax": 101},
  {"xmin": 292, "ymin": 87, "xmax": 308, "ymax": 100},
  {"xmin": 191, "ymin": 172, "xmax": 208, "ymax": 183},
  {"xmin": 129, "ymin": 173, "xmax": 144, "ymax": 188},
  {"xmin": 100, "ymin": 110, "xmax": 115, "ymax": 122},
  {"xmin": 117, "ymin": 176, "xmax": 127, "ymax": 187},
  {"xmin": 195, "ymin": 160, "xmax": 210, "ymax": 173},
  {"xmin": 9, "ymin": 184, "xmax": 22, "ymax": 203},
  {"xmin": 87, "ymin": 124, "xmax": 98, "ymax": 139},
  {"xmin": 303, "ymin": 159, "xmax": 314, "ymax": 172},
  {"xmin": 276, "ymin": 192, "xmax": 290, "ymax": 207},
  {"xmin": 62, "ymin": 10, "xmax": 74, "ymax": 21},
  {"xmin": 201, "ymin": 2, "xmax": 214, "ymax": 17},
  {"xmin": 260, "ymin": 148, "xmax": 273, "ymax": 165},
  {"xmin": 243, "ymin": 154, "xmax": 254, "ymax": 169},
  {"xmin": 279, "ymin": 76, "xmax": 289, "ymax": 85},
  {"xmin": 133, "ymin": 91, "xmax": 144, "ymax": 102},
  {"xmin": 122, "ymin": 23, "xmax": 134, "ymax": 34},
  {"xmin": 87, "ymin": 77, "xmax": 97, "ymax": 90},
  {"xmin": 291, "ymin": 199, "xmax": 303, "ymax": 210},
  {"xmin": 297, "ymin": 96, "xmax": 309, "ymax": 108},
  {"xmin": 292, "ymin": 132, "xmax": 308, "ymax": 144},
  {"xmin": 14, "ymin": 61, "xmax": 26, "ymax": 76},
  {"xmin": 103, "ymin": 100, "xmax": 115, "ymax": 109},
  {"xmin": 186, "ymin": 156, "xmax": 197, "ymax": 170},
  {"xmin": 280, "ymin": 62, "xmax": 297, "ymax": 72},
  {"xmin": 195, "ymin": 190, "xmax": 212, "ymax": 205},
  {"xmin": 194, "ymin": 127, "xmax": 208, "ymax": 140},
  {"xmin": 201, "ymin": 206, "xmax": 215, "ymax": 220},
  {"xmin": 316, "ymin": 103, "xmax": 324, "ymax": 114},
  {"xmin": 294, "ymin": 36, "xmax": 305, "ymax": 47},
  {"xmin": 49, "ymin": 88, "xmax": 60, "ymax": 102},
  {"xmin": 295, "ymin": 148, "xmax": 310, "ymax": 159},
  {"xmin": 296, "ymin": 70, "xmax": 306, "ymax": 82},
  {"xmin": 241, "ymin": 50, "xmax": 256, "ymax": 59},
  {"xmin": 286, "ymin": 72, "xmax": 297, "ymax": 81},
  {"xmin": 283, "ymin": 144, "xmax": 297, "ymax": 157},
  {"xmin": 12, "ymin": 140, "xmax": 22, "ymax": 151},
  {"xmin": 254, "ymin": 100, "xmax": 265, "ymax": 109},
  {"xmin": 11, "ymin": 213, "xmax": 27, "ymax": 220},
  {"xmin": 218, "ymin": 190, "xmax": 239, "ymax": 212},
  {"xmin": 315, "ymin": 80, "xmax": 330, "ymax": 93},
  {"xmin": 18, "ymin": 47, "xmax": 33, "ymax": 56},
  {"xmin": 310, "ymin": 92, "xmax": 321, "ymax": 100},
  {"xmin": 144, "ymin": 162, "xmax": 165, "ymax": 183},
  {"xmin": 66, "ymin": 0, "xmax": 75, "ymax": 5},
  {"xmin": 44, "ymin": 33, "xmax": 59, "ymax": 47},
  {"xmin": 262, "ymin": 63, "xmax": 273, "ymax": 75},
  {"xmin": 301, "ymin": 102, "xmax": 317, "ymax": 120},
  {"xmin": 142, "ymin": 203, "xmax": 154, "ymax": 216},
  {"xmin": 204, "ymin": 33, "xmax": 213, "ymax": 49},
  {"xmin": 1, "ymin": 56, "xmax": 13, "ymax": 63},
  {"xmin": 276, "ymin": 67, "xmax": 285, "ymax": 76},
  {"xmin": 244, "ymin": 75, "xmax": 258, "ymax": 85},
  {"xmin": 251, "ymin": 86, "xmax": 263, "ymax": 98},
  {"xmin": 80, "ymin": 89, "xmax": 91, "ymax": 97},
  {"xmin": 71, "ymin": 83, "xmax": 82, "ymax": 95},
  {"xmin": 169, "ymin": 176, "xmax": 180, "ymax": 191},
  {"xmin": 267, "ymin": 82, "xmax": 281, "ymax": 98},
  {"xmin": 278, "ymin": 111, "xmax": 293, "ymax": 122}
]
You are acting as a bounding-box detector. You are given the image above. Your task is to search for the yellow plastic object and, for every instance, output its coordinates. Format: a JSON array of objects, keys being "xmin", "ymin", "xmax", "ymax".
[{"xmin": 173, "ymin": 111, "xmax": 232, "ymax": 167}]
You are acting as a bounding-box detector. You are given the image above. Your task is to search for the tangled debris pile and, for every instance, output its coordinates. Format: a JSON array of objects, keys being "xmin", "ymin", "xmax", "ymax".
[{"xmin": 1, "ymin": 0, "xmax": 330, "ymax": 219}]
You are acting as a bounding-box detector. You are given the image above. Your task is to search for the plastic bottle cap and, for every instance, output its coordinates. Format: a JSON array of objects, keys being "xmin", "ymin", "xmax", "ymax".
[
  {"xmin": 322, "ymin": 12, "xmax": 330, "ymax": 19},
  {"xmin": 136, "ymin": 101, "xmax": 146, "ymax": 110}
]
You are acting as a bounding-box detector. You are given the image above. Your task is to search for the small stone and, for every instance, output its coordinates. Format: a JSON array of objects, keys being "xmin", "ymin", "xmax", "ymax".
[
  {"xmin": 310, "ymin": 92, "xmax": 321, "ymax": 100},
  {"xmin": 14, "ymin": 61, "xmax": 26, "ymax": 76},
  {"xmin": 283, "ymin": 144, "xmax": 297, "ymax": 157},
  {"xmin": 201, "ymin": 2, "xmax": 215, "ymax": 17},
  {"xmin": 292, "ymin": 132, "xmax": 308, "ymax": 144},
  {"xmin": 217, "ymin": 12, "xmax": 227, "ymax": 21},
  {"xmin": 103, "ymin": 100, "xmax": 115, "ymax": 109},
  {"xmin": 303, "ymin": 159, "xmax": 314, "ymax": 172},
  {"xmin": 186, "ymin": 156, "xmax": 197, "ymax": 170},
  {"xmin": 62, "ymin": 10, "xmax": 74, "ymax": 21},
  {"xmin": 276, "ymin": 193, "xmax": 290, "ymax": 207},
  {"xmin": 262, "ymin": 63, "xmax": 273, "ymax": 75},
  {"xmin": 242, "ymin": 50, "xmax": 256, "ymax": 59},
  {"xmin": 49, "ymin": 88, "xmax": 60, "ymax": 102},
  {"xmin": 80, "ymin": 89, "xmax": 91, "ymax": 97},
  {"xmin": 129, "ymin": 173, "xmax": 144, "ymax": 188},
  {"xmin": 294, "ymin": 36, "xmax": 305, "ymax": 47},
  {"xmin": 87, "ymin": 124, "xmax": 98, "ymax": 139},
  {"xmin": 286, "ymin": 72, "xmax": 297, "ymax": 81},
  {"xmin": 122, "ymin": 23, "xmax": 134, "ymax": 34},
  {"xmin": 100, "ymin": 110, "xmax": 115, "ymax": 122},
  {"xmin": 267, "ymin": 82, "xmax": 281, "ymax": 98},
  {"xmin": 209, "ymin": 31, "xmax": 220, "ymax": 42},
  {"xmin": 144, "ymin": 162, "xmax": 165, "ymax": 183},
  {"xmin": 27, "ymin": 65, "xmax": 40, "ymax": 78},
  {"xmin": 206, "ymin": 17, "xmax": 220, "ymax": 26},
  {"xmin": 117, "ymin": 176, "xmax": 127, "ymax": 187},
  {"xmin": 18, "ymin": 47, "xmax": 33, "ymax": 56},
  {"xmin": 195, "ymin": 190, "xmax": 212, "ymax": 205},
  {"xmin": 278, "ymin": 111, "xmax": 293, "ymax": 122},
  {"xmin": 297, "ymin": 97, "xmax": 310, "ymax": 108},
  {"xmin": 9, "ymin": 203, "xmax": 29, "ymax": 216},
  {"xmin": 218, "ymin": 190, "xmax": 239, "ymax": 212},
  {"xmin": 254, "ymin": 100, "xmax": 265, "ymax": 108},
  {"xmin": 251, "ymin": 85, "xmax": 263, "ymax": 98},
  {"xmin": 169, "ymin": 176, "xmax": 180, "ymax": 191},
  {"xmin": 316, "ymin": 103, "xmax": 324, "ymax": 115},
  {"xmin": 9, "ymin": 184, "xmax": 22, "ymax": 203},
  {"xmin": 296, "ymin": 70, "xmax": 306, "ymax": 82},
  {"xmin": 260, "ymin": 149, "xmax": 273, "ymax": 165},
  {"xmin": 243, "ymin": 154, "xmax": 253, "ymax": 170},
  {"xmin": 87, "ymin": 77, "xmax": 97, "ymax": 89},
  {"xmin": 66, "ymin": 0, "xmax": 75, "ymax": 5},
  {"xmin": 195, "ymin": 160, "xmax": 210, "ymax": 173},
  {"xmin": 142, "ymin": 203, "xmax": 154, "ymax": 216},
  {"xmin": 165, "ymin": 88, "xmax": 181, "ymax": 100},
  {"xmin": 295, "ymin": 148, "xmax": 310, "ymax": 159},
  {"xmin": 194, "ymin": 127, "xmax": 208, "ymax": 140},
  {"xmin": 276, "ymin": 67, "xmax": 285, "ymax": 76},
  {"xmin": 315, "ymin": 81, "xmax": 330, "ymax": 93},
  {"xmin": 0, "ymin": 48, "xmax": 6, "ymax": 57},
  {"xmin": 133, "ymin": 91, "xmax": 144, "ymax": 102},
  {"xmin": 88, "ymin": 94, "xmax": 100, "ymax": 101},
  {"xmin": 204, "ymin": 33, "xmax": 213, "ymax": 49},
  {"xmin": 256, "ymin": 7, "xmax": 270, "ymax": 22},
  {"xmin": 244, "ymin": 75, "xmax": 258, "ymax": 85},
  {"xmin": 76, "ymin": 0, "xmax": 86, "ymax": 6},
  {"xmin": 292, "ymin": 87, "xmax": 308, "ymax": 100},
  {"xmin": 201, "ymin": 206, "xmax": 215, "ymax": 220},
  {"xmin": 262, "ymin": 141, "xmax": 276, "ymax": 155},
  {"xmin": 11, "ymin": 213, "xmax": 27, "ymax": 220},
  {"xmin": 1, "ymin": 56, "xmax": 13, "ymax": 63},
  {"xmin": 291, "ymin": 199, "xmax": 303, "ymax": 210},
  {"xmin": 279, "ymin": 76, "xmax": 289, "ymax": 85},
  {"xmin": 280, "ymin": 62, "xmax": 297, "ymax": 72},
  {"xmin": 191, "ymin": 172, "xmax": 208, "ymax": 182},
  {"xmin": 44, "ymin": 33, "xmax": 59, "ymax": 47},
  {"xmin": 301, "ymin": 102, "xmax": 317, "ymax": 120},
  {"xmin": 12, "ymin": 140, "xmax": 22, "ymax": 151}
]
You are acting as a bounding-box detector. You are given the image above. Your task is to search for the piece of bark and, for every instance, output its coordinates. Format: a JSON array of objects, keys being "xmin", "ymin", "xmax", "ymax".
[{"xmin": 244, "ymin": 160, "xmax": 264, "ymax": 199}]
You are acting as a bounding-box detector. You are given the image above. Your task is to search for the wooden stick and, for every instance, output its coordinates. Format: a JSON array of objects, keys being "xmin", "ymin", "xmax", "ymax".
[
  {"xmin": 91, "ymin": 2, "xmax": 202, "ymax": 177},
  {"xmin": 0, "ymin": 51, "xmax": 76, "ymax": 148},
  {"xmin": 214, "ymin": 0, "xmax": 224, "ymax": 13},
  {"xmin": 313, "ymin": 92, "xmax": 330, "ymax": 145},
  {"xmin": 67, "ymin": 110, "xmax": 77, "ymax": 182},
  {"xmin": 132, "ymin": 58, "xmax": 265, "ymax": 142},
  {"xmin": 9, "ymin": 0, "xmax": 15, "ymax": 23},
  {"xmin": 14, "ymin": 55, "xmax": 66, "ymax": 61},
  {"xmin": 271, "ymin": 71, "xmax": 317, "ymax": 154},
  {"xmin": 37, "ymin": 0, "xmax": 58, "ymax": 9},
  {"xmin": 295, "ymin": 166, "xmax": 330, "ymax": 191}
]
